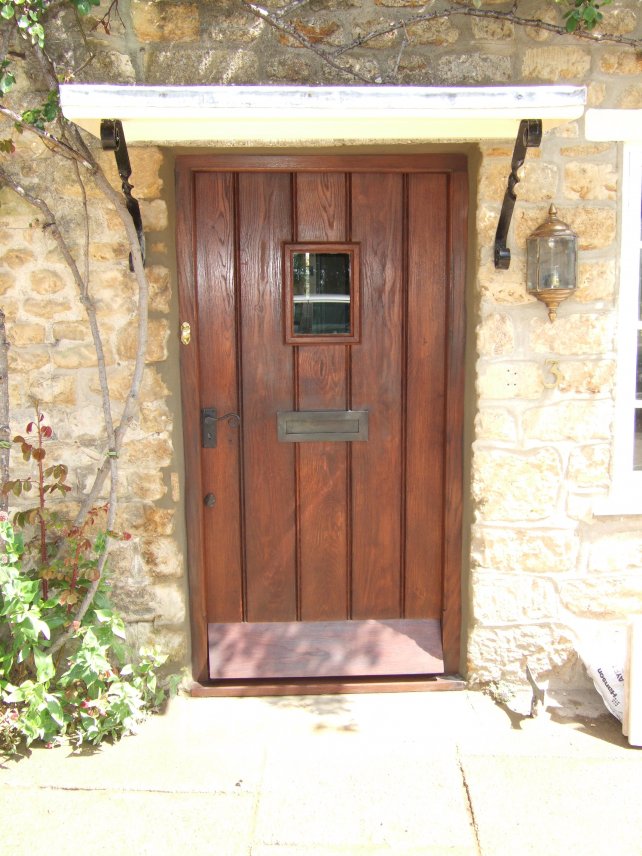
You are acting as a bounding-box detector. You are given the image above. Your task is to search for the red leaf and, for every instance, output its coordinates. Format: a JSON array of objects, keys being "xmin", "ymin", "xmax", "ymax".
[
  {"xmin": 26, "ymin": 423, "xmax": 35, "ymax": 433},
  {"xmin": 32, "ymin": 447, "xmax": 46, "ymax": 462},
  {"xmin": 42, "ymin": 426, "xmax": 53, "ymax": 439}
]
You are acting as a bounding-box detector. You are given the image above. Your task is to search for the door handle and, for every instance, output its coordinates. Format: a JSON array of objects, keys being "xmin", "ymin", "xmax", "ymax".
[{"xmin": 201, "ymin": 408, "xmax": 241, "ymax": 448}]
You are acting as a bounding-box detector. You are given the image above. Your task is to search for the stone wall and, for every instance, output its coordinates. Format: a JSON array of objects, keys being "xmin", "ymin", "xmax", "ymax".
[{"xmin": 1, "ymin": 0, "xmax": 641, "ymax": 687}]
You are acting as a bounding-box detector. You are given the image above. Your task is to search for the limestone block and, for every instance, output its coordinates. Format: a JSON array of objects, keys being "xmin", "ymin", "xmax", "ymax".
[
  {"xmin": 564, "ymin": 162, "xmax": 617, "ymax": 201},
  {"xmin": 472, "ymin": 573, "xmax": 560, "ymax": 624},
  {"xmin": 148, "ymin": 265, "xmax": 172, "ymax": 315},
  {"xmin": 130, "ymin": 0, "xmax": 200, "ymax": 42},
  {"xmin": 589, "ymin": 533, "xmax": 642, "ymax": 574},
  {"xmin": 28, "ymin": 375, "xmax": 77, "ymax": 406},
  {"xmin": 152, "ymin": 583, "xmax": 186, "ymax": 626},
  {"xmin": 600, "ymin": 50, "xmax": 642, "ymax": 76},
  {"xmin": 0, "ymin": 272, "xmax": 13, "ymax": 295},
  {"xmin": 522, "ymin": 47, "xmax": 591, "ymax": 81},
  {"xmin": 129, "ymin": 469, "xmax": 167, "ymax": 501},
  {"xmin": 524, "ymin": 3, "xmax": 560, "ymax": 41},
  {"xmin": 375, "ymin": 0, "xmax": 425, "ymax": 5},
  {"xmin": 140, "ymin": 400, "xmax": 173, "ymax": 434},
  {"xmin": 523, "ymin": 400, "xmax": 612, "ymax": 442},
  {"xmin": 22, "ymin": 298, "xmax": 73, "ymax": 320},
  {"xmin": 467, "ymin": 624, "xmax": 578, "ymax": 686},
  {"xmin": 515, "ymin": 205, "xmax": 616, "ymax": 251},
  {"xmin": 357, "ymin": 19, "xmax": 398, "ymax": 48},
  {"xmin": 479, "ymin": 159, "xmax": 557, "ymax": 205},
  {"xmin": 52, "ymin": 321, "xmax": 91, "ymax": 342},
  {"xmin": 529, "ymin": 313, "xmax": 614, "ymax": 355},
  {"xmin": 89, "ymin": 242, "xmax": 130, "ymax": 262},
  {"xmin": 30, "ymin": 269, "xmax": 66, "ymax": 295},
  {"xmin": 474, "ymin": 407, "xmax": 517, "ymax": 442},
  {"xmin": 472, "ymin": 447, "xmax": 562, "ymax": 521},
  {"xmin": 121, "ymin": 436, "xmax": 174, "ymax": 468},
  {"xmin": 471, "ymin": 525, "xmax": 579, "ymax": 573},
  {"xmin": 140, "ymin": 199, "xmax": 168, "ymax": 233},
  {"xmin": 51, "ymin": 344, "xmax": 99, "ymax": 369},
  {"xmin": 208, "ymin": 12, "xmax": 264, "ymax": 44},
  {"xmin": 478, "ymin": 260, "xmax": 533, "ymax": 306},
  {"xmin": 477, "ymin": 362, "xmax": 542, "ymax": 400},
  {"xmin": 560, "ymin": 143, "xmax": 613, "ymax": 158},
  {"xmin": 116, "ymin": 318, "xmax": 169, "ymax": 364},
  {"xmin": 141, "ymin": 536, "xmax": 184, "ymax": 578},
  {"xmin": 618, "ymin": 85, "xmax": 642, "ymax": 109},
  {"xmin": 587, "ymin": 81, "xmax": 607, "ymax": 107},
  {"xmin": 145, "ymin": 48, "xmax": 259, "ymax": 85},
  {"xmin": 407, "ymin": 19, "xmax": 460, "ymax": 46},
  {"xmin": 8, "ymin": 323, "xmax": 45, "ymax": 346},
  {"xmin": 576, "ymin": 260, "xmax": 616, "ymax": 303},
  {"xmin": 279, "ymin": 18, "xmax": 343, "ymax": 47},
  {"xmin": 98, "ymin": 148, "xmax": 164, "ymax": 200},
  {"xmin": 90, "ymin": 365, "xmax": 169, "ymax": 403},
  {"xmin": 8, "ymin": 347, "xmax": 50, "ymax": 372},
  {"xmin": 1, "ymin": 249, "xmax": 35, "ymax": 268},
  {"xmin": 555, "ymin": 359, "xmax": 615, "ymax": 395},
  {"xmin": 567, "ymin": 444, "xmax": 611, "ymax": 488},
  {"xmin": 477, "ymin": 313, "xmax": 515, "ymax": 356},
  {"xmin": 127, "ymin": 623, "xmax": 188, "ymax": 664},
  {"xmin": 559, "ymin": 575, "xmax": 642, "ymax": 620},
  {"xmin": 471, "ymin": 18, "xmax": 514, "ymax": 40},
  {"xmin": 598, "ymin": 7, "xmax": 637, "ymax": 34},
  {"xmin": 143, "ymin": 506, "xmax": 175, "ymax": 536},
  {"xmin": 0, "ymin": 189, "xmax": 39, "ymax": 228},
  {"xmin": 58, "ymin": 405, "xmax": 105, "ymax": 443},
  {"xmin": 266, "ymin": 55, "xmax": 317, "ymax": 81},
  {"xmin": 566, "ymin": 491, "xmax": 601, "ymax": 523},
  {"xmin": 116, "ymin": 503, "xmax": 175, "ymax": 537},
  {"xmin": 76, "ymin": 49, "xmax": 136, "ymax": 84},
  {"xmin": 435, "ymin": 53, "xmax": 513, "ymax": 84},
  {"xmin": 476, "ymin": 204, "xmax": 502, "ymax": 249}
]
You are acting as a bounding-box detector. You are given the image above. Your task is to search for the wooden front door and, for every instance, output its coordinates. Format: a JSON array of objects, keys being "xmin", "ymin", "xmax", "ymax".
[{"xmin": 177, "ymin": 155, "xmax": 467, "ymax": 686}]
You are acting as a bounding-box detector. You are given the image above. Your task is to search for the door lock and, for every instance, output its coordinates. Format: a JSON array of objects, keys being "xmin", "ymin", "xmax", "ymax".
[
  {"xmin": 180, "ymin": 321, "xmax": 191, "ymax": 345},
  {"xmin": 204, "ymin": 493, "xmax": 216, "ymax": 508}
]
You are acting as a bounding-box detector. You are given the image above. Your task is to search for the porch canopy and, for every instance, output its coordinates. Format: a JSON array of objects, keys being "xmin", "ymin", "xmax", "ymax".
[{"xmin": 59, "ymin": 84, "xmax": 586, "ymax": 145}]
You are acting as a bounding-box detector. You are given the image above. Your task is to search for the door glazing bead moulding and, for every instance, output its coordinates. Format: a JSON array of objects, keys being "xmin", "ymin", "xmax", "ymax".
[{"xmin": 284, "ymin": 243, "xmax": 360, "ymax": 344}]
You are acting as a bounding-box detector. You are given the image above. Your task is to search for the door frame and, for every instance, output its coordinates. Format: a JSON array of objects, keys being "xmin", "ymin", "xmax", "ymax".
[{"xmin": 176, "ymin": 154, "xmax": 468, "ymax": 687}]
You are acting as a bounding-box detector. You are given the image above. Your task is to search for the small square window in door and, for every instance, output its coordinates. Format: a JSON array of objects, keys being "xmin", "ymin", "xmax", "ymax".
[{"xmin": 283, "ymin": 242, "xmax": 360, "ymax": 344}]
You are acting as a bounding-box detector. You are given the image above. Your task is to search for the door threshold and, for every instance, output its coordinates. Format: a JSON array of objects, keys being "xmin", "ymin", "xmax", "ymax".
[{"xmin": 189, "ymin": 674, "xmax": 466, "ymax": 698}]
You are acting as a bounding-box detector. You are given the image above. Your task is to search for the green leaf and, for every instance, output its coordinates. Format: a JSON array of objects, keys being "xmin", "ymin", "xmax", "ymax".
[
  {"xmin": 0, "ymin": 5, "xmax": 15, "ymax": 20},
  {"xmin": 34, "ymin": 649, "xmax": 55, "ymax": 682}
]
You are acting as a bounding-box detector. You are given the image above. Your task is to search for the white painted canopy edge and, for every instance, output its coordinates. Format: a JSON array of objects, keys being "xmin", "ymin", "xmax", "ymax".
[{"xmin": 59, "ymin": 84, "xmax": 586, "ymax": 144}]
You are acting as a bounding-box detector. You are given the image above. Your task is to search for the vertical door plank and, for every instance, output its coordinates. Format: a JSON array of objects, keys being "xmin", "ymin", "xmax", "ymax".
[
  {"xmin": 442, "ymin": 169, "xmax": 468, "ymax": 673},
  {"xmin": 239, "ymin": 173, "xmax": 297, "ymax": 622},
  {"xmin": 350, "ymin": 174, "xmax": 404, "ymax": 619},
  {"xmin": 176, "ymin": 164, "xmax": 208, "ymax": 682},
  {"xmin": 405, "ymin": 174, "xmax": 448, "ymax": 619},
  {"xmin": 295, "ymin": 173, "xmax": 350, "ymax": 620},
  {"xmin": 195, "ymin": 173, "xmax": 243, "ymax": 622}
]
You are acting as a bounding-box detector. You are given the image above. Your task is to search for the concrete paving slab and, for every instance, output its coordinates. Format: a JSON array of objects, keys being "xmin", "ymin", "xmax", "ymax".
[
  {"xmin": 254, "ymin": 735, "xmax": 477, "ymax": 851},
  {"xmin": 0, "ymin": 788, "xmax": 256, "ymax": 856},
  {"xmin": 461, "ymin": 755, "xmax": 642, "ymax": 856}
]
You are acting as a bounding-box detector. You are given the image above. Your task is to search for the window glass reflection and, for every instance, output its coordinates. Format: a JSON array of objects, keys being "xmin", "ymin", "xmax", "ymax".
[{"xmin": 293, "ymin": 252, "xmax": 351, "ymax": 336}]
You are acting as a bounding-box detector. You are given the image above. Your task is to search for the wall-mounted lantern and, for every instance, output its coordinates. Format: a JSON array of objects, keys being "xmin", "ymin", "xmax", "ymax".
[{"xmin": 526, "ymin": 205, "xmax": 578, "ymax": 322}]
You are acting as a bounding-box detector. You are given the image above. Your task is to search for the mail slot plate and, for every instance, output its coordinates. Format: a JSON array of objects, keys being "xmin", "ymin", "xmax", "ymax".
[{"xmin": 277, "ymin": 410, "xmax": 369, "ymax": 443}]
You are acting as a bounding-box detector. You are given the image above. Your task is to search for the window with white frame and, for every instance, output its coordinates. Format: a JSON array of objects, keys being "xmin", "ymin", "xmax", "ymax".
[{"xmin": 609, "ymin": 145, "xmax": 642, "ymax": 508}]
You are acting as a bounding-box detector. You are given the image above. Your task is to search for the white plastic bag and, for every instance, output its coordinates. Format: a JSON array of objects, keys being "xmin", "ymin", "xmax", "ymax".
[{"xmin": 576, "ymin": 625, "xmax": 626, "ymax": 721}]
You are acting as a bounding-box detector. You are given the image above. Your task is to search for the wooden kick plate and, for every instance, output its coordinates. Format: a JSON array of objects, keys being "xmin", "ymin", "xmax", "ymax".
[{"xmin": 208, "ymin": 618, "xmax": 444, "ymax": 680}]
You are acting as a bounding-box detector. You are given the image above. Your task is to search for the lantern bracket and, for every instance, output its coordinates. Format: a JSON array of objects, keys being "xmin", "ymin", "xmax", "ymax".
[
  {"xmin": 100, "ymin": 118, "xmax": 145, "ymax": 271},
  {"xmin": 493, "ymin": 118, "xmax": 543, "ymax": 270}
]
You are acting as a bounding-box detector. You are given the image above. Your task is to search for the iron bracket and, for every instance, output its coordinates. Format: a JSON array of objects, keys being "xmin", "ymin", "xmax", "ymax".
[
  {"xmin": 493, "ymin": 119, "xmax": 543, "ymax": 270},
  {"xmin": 100, "ymin": 118, "xmax": 145, "ymax": 271}
]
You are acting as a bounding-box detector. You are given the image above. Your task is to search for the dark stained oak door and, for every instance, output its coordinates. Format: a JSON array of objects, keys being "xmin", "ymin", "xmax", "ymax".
[{"xmin": 177, "ymin": 155, "xmax": 467, "ymax": 684}]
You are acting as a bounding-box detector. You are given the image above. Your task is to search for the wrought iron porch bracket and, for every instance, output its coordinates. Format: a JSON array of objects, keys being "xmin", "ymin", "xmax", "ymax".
[
  {"xmin": 493, "ymin": 118, "xmax": 543, "ymax": 270},
  {"xmin": 100, "ymin": 119, "xmax": 145, "ymax": 271}
]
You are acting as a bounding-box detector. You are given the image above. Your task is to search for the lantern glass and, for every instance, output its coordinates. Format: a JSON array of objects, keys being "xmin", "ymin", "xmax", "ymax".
[
  {"xmin": 526, "ymin": 234, "xmax": 577, "ymax": 293},
  {"xmin": 525, "ymin": 205, "xmax": 578, "ymax": 321}
]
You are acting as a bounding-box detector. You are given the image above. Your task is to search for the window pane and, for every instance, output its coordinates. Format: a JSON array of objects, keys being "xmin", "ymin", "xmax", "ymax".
[
  {"xmin": 635, "ymin": 410, "xmax": 642, "ymax": 471},
  {"xmin": 292, "ymin": 252, "xmax": 351, "ymax": 336}
]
